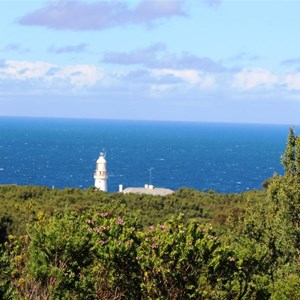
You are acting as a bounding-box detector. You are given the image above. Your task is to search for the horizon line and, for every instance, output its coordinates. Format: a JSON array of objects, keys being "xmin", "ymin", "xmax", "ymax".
[{"xmin": 0, "ymin": 114, "xmax": 298, "ymax": 127}]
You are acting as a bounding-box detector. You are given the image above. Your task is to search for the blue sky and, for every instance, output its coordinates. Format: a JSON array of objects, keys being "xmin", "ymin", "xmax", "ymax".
[{"xmin": 0, "ymin": 0, "xmax": 300, "ymax": 124}]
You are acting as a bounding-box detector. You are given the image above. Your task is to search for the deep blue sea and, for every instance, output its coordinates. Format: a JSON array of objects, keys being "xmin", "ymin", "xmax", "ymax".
[{"xmin": 0, "ymin": 117, "xmax": 295, "ymax": 193}]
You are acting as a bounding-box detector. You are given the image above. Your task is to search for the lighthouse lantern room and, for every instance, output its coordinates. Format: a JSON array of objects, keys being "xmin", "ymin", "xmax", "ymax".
[{"xmin": 94, "ymin": 152, "xmax": 108, "ymax": 192}]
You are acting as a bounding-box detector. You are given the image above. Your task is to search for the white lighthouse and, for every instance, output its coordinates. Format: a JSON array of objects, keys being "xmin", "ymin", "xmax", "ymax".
[{"xmin": 94, "ymin": 152, "xmax": 108, "ymax": 191}]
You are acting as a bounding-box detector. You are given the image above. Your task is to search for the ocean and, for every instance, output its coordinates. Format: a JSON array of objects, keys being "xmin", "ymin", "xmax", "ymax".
[{"xmin": 0, "ymin": 116, "xmax": 294, "ymax": 193}]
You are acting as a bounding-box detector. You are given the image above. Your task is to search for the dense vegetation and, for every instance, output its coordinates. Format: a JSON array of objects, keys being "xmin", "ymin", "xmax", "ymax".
[{"xmin": 1, "ymin": 128, "xmax": 300, "ymax": 299}]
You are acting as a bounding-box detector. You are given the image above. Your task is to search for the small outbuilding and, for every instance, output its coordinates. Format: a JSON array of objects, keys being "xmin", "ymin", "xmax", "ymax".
[{"xmin": 119, "ymin": 184, "xmax": 174, "ymax": 196}]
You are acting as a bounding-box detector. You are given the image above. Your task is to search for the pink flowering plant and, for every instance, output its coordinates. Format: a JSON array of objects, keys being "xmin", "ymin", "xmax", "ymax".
[
  {"xmin": 86, "ymin": 211, "xmax": 142, "ymax": 299},
  {"xmin": 1, "ymin": 209, "xmax": 241, "ymax": 299},
  {"xmin": 137, "ymin": 214, "xmax": 238, "ymax": 299}
]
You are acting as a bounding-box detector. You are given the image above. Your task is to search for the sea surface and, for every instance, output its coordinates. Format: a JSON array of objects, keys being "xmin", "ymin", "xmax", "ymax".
[{"xmin": 0, "ymin": 117, "xmax": 295, "ymax": 193}]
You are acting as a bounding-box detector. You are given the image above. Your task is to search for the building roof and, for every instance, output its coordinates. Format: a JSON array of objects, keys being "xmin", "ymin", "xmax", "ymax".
[{"xmin": 122, "ymin": 187, "xmax": 174, "ymax": 196}]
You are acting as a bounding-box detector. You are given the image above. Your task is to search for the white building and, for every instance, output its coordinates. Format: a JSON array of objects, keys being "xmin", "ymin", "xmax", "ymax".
[
  {"xmin": 119, "ymin": 184, "xmax": 174, "ymax": 196},
  {"xmin": 94, "ymin": 152, "xmax": 108, "ymax": 191}
]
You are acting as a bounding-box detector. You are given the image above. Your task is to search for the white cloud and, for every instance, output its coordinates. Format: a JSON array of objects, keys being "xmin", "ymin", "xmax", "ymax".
[
  {"xmin": 51, "ymin": 65, "xmax": 104, "ymax": 87},
  {"xmin": 0, "ymin": 60, "xmax": 54, "ymax": 81},
  {"xmin": 232, "ymin": 68, "xmax": 278, "ymax": 90},
  {"xmin": 283, "ymin": 73, "xmax": 300, "ymax": 90},
  {"xmin": 0, "ymin": 60, "xmax": 104, "ymax": 87},
  {"xmin": 152, "ymin": 69, "xmax": 215, "ymax": 87}
]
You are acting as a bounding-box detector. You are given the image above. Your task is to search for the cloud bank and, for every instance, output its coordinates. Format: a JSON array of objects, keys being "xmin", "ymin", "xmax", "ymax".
[
  {"xmin": 102, "ymin": 43, "xmax": 227, "ymax": 72},
  {"xmin": 19, "ymin": 0, "xmax": 186, "ymax": 31},
  {"xmin": 1, "ymin": 55, "xmax": 300, "ymax": 99},
  {"xmin": 232, "ymin": 68, "xmax": 278, "ymax": 90},
  {"xmin": 0, "ymin": 60, "xmax": 104, "ymax": 89}
]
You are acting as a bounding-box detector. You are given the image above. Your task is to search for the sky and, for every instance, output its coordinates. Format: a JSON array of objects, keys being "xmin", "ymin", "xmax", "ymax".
[{"xmin": 0, "ymin": 0, "xmax": 300, "ymax": 124}]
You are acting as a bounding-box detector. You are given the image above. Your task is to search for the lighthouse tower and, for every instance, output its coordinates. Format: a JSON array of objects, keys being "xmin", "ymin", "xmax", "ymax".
[{"xmin": 94, "ymin": 152, "xmax": 108, "ymax": 191}]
